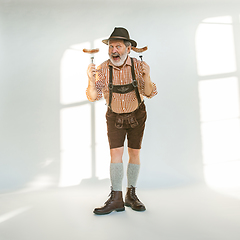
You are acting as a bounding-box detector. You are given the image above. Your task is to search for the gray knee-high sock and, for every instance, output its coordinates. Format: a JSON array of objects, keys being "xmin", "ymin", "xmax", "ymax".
[
  {"xmin": 127, "ymin": 163, "xmax": 140, "ymax": 188},
  {"xmin": 110, "ymin": 163, "xmax": 124, "ymax": 191}
]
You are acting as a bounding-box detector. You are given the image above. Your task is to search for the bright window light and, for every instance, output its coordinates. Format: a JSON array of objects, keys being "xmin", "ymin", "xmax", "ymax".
[
  {"xmin": 196, "ymin": 16, "xmax": 240, "ymax": 192},
  {"xmin": 93, "ymin": 38, "xmax": 111, "ymax": 180},
  {"xmin": 201, "ymin": 119, "xmax": 240, "ymax": 164},
  {"xmin": 59, "ymin": 105, "xmax": 92, "ymax": 187},
  {"xmin": 95, "ymin": 100, "xmax": 110, "ymax": 180},
  {"xmin": 60, "ymin": 42, "xmax": 90, "ymax": 105},
  {"xmin": 59, "ymin": 39, "xmax": 111, "ymax": 186},
  {"xmin": 196, "ymin": 20, "xmax": 236, "ymax": 76},
  {"xmin": 198, "ymin": 77, "xmax": 239, "ymax": 122},
  {"xmin": 202, "ymin": 16, "xmax": 233, "ymax": 23},
  {"xmin": 204, "ymin": 161, "xmax": 240, "ymax": 189},
  {"xmin": 199, "ymin": 78, "xmax": 240, "ymax": 165}
]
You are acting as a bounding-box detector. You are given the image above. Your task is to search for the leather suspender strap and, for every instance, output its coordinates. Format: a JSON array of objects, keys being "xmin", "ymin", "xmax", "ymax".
[
  {"xmin": 130, "ymin": 58, "xmax": 142, "ymax": 106},
  {"xmin": 108, "ymin": 65, "xmax": 113, "ymax": 110}
]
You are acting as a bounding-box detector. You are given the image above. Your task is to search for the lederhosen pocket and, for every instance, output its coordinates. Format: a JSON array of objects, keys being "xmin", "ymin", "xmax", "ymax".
[
  {"xmin": 115, "ymin": 112, "xmax": 139, "ymax": 129},
  {"xmin": 115, "ymin": 115, "xmax": 124, "ymax": 129}
]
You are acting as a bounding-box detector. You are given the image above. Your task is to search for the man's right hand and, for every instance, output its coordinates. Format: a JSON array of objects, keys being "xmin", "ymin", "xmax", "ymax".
[{"xmin": 87, "ymin": 63, "xmax": 96, "ymax": 82}]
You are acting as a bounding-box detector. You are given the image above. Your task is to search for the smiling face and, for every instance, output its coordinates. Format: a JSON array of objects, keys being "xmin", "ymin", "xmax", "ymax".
[{"xmin": 108, "ymin": 39, "xmax": 131, "ymax": 67}]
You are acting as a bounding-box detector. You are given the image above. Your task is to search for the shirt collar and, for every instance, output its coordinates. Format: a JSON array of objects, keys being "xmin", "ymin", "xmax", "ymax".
[{"xmin": 108, "ymin": 55, "xmax": 131, "ymax": 70}]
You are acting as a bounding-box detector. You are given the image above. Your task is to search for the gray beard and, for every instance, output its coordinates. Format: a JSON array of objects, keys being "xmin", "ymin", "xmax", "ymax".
[{"xmin": 109, "ymin": 50, "xmax": 128, "ymax": 67}]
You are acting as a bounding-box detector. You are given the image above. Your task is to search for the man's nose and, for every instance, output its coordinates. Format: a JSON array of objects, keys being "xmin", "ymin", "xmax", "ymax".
[{"xmin": 112, "ymin": 47, "xmax": 118, "ymax": 53}]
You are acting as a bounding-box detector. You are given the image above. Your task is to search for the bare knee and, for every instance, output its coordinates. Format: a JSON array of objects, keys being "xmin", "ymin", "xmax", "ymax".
[
  {"xmin": 110, "ymin": 147, "xmax": 124, "ymax": 163},
  {"xmin": 128, "ymin": 148, "xmax": 140, "ymax": 164}
]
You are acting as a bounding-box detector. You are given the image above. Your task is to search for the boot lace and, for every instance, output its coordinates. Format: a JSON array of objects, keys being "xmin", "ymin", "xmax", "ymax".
[
  {"xmin": 104, "ymin": 187, "xmax": 115, "ymax": 205},
  {"xmin": 130, "ymin": 185, "xmax": 140, "ymax": 201}
]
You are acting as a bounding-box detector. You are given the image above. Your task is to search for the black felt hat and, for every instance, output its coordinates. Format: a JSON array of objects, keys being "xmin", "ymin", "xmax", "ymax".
[{"xmin": 102, "ymin": 27, "xmax": 137, "ymax": 47}]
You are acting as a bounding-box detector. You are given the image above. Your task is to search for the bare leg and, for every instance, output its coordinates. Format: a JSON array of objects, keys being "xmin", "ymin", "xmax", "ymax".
[
  {"xmin": 110, "ymin": 147, "xmax": 124, "ymax": 163},
  {"xmin": 128, "ymin": 147, "xmax": 140, "ymax": 165}
]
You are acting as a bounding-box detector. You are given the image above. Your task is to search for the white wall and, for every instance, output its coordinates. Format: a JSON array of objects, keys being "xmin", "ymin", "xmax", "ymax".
[{"xmin": 1, "ymin": 0, "xmax": 240, "ymax": 192}]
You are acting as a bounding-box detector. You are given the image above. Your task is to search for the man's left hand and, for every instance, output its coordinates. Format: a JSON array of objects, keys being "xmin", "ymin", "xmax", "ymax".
[{"xmin": 141, "ymin": 61, "xmax": 150, "ymax": 79}]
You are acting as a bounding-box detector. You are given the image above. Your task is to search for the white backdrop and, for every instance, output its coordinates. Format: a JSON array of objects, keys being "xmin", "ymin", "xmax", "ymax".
[{"xmin": 1, "ymin": 0, "xmax": 240, "ymax": 192}]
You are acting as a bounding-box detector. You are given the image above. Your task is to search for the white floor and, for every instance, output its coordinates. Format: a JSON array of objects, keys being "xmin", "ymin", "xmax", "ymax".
[{"xmin": 0, "ymin": 183, "xmax": 240, "ymax": 240}]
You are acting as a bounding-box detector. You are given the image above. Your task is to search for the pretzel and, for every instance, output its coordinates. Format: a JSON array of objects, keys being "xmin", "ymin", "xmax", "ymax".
[
  {"xmin": 83, "ymin": 48, "xmax": 99, "ymax": 54},
  {"xmin": 131, "ymin": 46, "xmax": 148, "ymax": 53}
]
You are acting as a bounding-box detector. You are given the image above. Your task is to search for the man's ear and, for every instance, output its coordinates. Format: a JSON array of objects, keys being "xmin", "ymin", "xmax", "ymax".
[{"xmin": 127, "ymin": 45, "xmax": 131, "ymax": 54}]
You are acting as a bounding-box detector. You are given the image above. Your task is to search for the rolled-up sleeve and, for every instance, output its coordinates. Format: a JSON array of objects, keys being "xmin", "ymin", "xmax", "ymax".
[
  {"xmin": 135, "ymin": 60, "xmax": 158, "ymax": 98},
  {"xmin": 86, "ymin": 66, "xmax": 105, "ymax": 101}
]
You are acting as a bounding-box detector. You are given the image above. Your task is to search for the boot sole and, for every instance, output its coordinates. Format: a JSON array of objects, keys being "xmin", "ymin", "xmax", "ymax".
[
  {"xmin": 125, "ymin": 203, "xmax": 146, "ymax": 211},
  {"xmin": 93, "ymin": 207, "xmax": 125, "ymax": 215}
]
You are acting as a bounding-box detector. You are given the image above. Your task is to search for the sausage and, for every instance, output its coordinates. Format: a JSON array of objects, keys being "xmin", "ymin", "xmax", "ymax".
[
  {"xmin": 131, "ymin": 46, "xmax": 148, "ymax": 53},
  {"xmin": 83, "ymin": 48, "xmax": 99, "ymax": 54}
]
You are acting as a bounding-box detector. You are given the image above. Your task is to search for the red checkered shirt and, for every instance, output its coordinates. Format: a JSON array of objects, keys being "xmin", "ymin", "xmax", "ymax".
[{"xmin": 86, "ymin": 56, "xmax": 157, "ymax": 113}]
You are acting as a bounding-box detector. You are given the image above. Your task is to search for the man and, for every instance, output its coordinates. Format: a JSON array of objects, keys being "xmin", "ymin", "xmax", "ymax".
[{"xmin": 86, "ymin": 27, "xmax": 157, "ymax": 215}]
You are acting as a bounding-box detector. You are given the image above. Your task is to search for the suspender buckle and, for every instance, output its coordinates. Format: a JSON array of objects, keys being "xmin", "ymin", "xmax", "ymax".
[
  {"xmin": 132, "ymin": 79, "xmax": 138, "ymax": 88},
  {"xmin": 108, "ymin": 82, "xmax": 113, "ymax": 90}
]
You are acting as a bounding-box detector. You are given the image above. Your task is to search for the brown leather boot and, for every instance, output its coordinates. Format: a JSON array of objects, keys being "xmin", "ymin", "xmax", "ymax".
[
  {"xmin": 125, "ymin": 186, "xmax": 146, "ymax": 211},
  {"xmin": 93, "ymin": 188, "xmax": 125, "ymax": 215}
]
